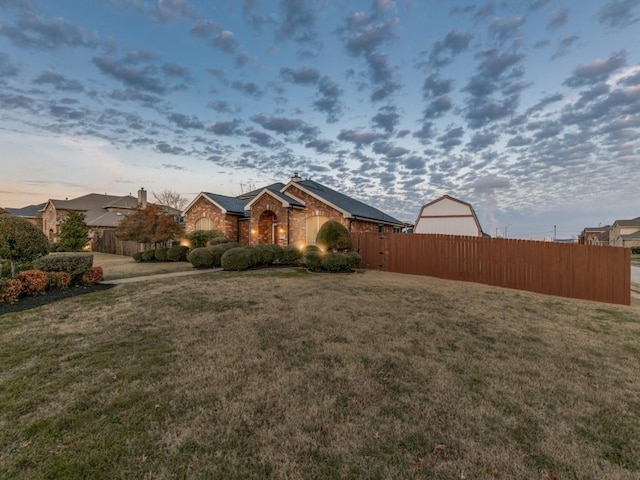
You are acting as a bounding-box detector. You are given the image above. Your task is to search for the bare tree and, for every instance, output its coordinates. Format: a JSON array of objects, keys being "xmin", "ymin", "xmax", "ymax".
[{"xmin": 152, "ymin": 189, "xmax": 188, "ymax": 211}]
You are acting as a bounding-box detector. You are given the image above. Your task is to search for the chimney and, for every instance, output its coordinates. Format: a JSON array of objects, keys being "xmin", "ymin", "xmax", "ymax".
[
  {"xmin": 138, "ymin": 187, "xmax": 147, "ymax": 208},
  {"xmin": 291, "ymin": 172, "xmax": 302, "ymax": 182}
]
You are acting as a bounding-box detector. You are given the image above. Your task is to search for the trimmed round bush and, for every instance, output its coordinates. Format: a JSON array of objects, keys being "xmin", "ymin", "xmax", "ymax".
[
  {"xmin": 132, "ymin": 252, "xmax": 144, "ymax": 262},
  {"xmin": 186, "ymin": 229, "xmax": 224, "ymax": 248},
  {"xmin": 303, "ymin": 250, "xmax": 323, "ymax": 271},
  {"xmin": 154, "ymin": 248, "xmax": 169, "ymax": 261},
  {"xmin": 302, "ymin": 245, "xmax": 321, "ymax": 254},
  {"xmin": 14, "ymin": 269, "xmax": 49, "ymax": 295},
  {"xmin": 316, "ymin": 220, "xmax": 353, "ymax": 251},
  {"xmin": 142, "ymin": 250, "xmax": 156, "ymax": 262},
  {"xmin": 209, "ymin": 236, "xmax": 231, "ymax": 245},
  {"xmin": 245, "ymin": 246, "xmax": 264, "ymax": 267},
  {"xmin": 221, "ymin": 247, "xmax": 251, "ymax": 271},
  {"xmin": 82, "ymin": 266, "xmax": 104, "ymax": 285},
  {"xmin": 48, "ymin": 271, "xmax": 71, "ymax": 290},
  {"xmin": 167, "ymin": 245, "xmax": 189, "ymax": 262},
  {"xmin": 32, "ymin": 253, "xmax": 93, "ymax": 283},
  {"xmin": 281, "ymin": 245, "xmax": 302, "ymax": 265},
  {"xmin": 208, "ymin": 242, "xmax": 242, "ymax": 267},
  {"xmin": 188, "ymin": 247, "xmax": 214, "ymax": 268}
]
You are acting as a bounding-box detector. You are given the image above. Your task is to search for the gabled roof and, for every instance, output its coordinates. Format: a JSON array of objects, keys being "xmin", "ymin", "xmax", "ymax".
[
  {"xmin": 85, "ymin": 210, "xmax": 130, "ymax": 228},
  {"xmin": 284, "ymin": 179, "xmax": 403, "ymax": 225},
  {"xmin": 613, "ymin": 216, "xmax": 640, "ymax": 227},
  {"xmin": 47, "ymin": 193, "xmax": 138, "ymax": 212},
  {"xmin": 197, "ymin": 192, "xmax": 248, "ymax": 215},
  {"xmin": 245, "ymin": 188, "xmax": 305, "ymax": 210},
  {"xmin": 582, "ymin": 225, "xmax": 610, "ymax": 233},
  {"xmin": 5, "ymin": 203, "xmax": 46, "ymax": 218},
  {"xmin": 415, "ymin": 194, "xmax": 484, "ymax": 236},
  {"xmin": 621, "ymin": 230, "xmax": 640, "ymax": 240},
  {"xmin": 236, "ymin": 182, "xmax": 285, "ymax": 200}
]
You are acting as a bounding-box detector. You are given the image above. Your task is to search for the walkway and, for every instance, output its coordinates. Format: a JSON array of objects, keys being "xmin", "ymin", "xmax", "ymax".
[{"xmin": 102, "ymin": 268, "xmax": 222, "ymax": 285}]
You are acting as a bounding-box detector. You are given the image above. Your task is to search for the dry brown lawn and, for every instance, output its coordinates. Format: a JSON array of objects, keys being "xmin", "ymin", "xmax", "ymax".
[
  {"xmin": 93, "ymin": 252, "xmax": 195, "ymax": 280},
  {"xmin": 2, "ymin": 268, "xmax": 640, "ymax": 479}
]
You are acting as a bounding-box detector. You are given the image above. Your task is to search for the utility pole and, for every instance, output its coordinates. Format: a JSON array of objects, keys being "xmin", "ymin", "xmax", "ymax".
[
  {"xmin": 553, "ymin": 225, "xmax": 557, "ymax": 241},
  {"xmin": 504, "ymin": 224, "xmax": 512, "ymax": 238}
]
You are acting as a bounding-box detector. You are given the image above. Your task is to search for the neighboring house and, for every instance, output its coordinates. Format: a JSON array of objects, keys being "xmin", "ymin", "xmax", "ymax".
[
  {"xmin": 5, "ymin": 203, "xmax": 45, "ymax": 227},
  {"xmin": 41, "ymin": 188, "xmax": 181, "ymax": 242},
  {"xmin": 609, "ymin": 217, "xmax": 640, "ymax": 248},
  {"xmin": 414, "ymin": 195, "xmax": 485, "ymax": 237},
  {"xmin": 578, "ymin": 225, "xmax": 610, "ymax": 246},
  {"xmin": 183, "ymin": 174, "xmax": 404, "ymax": 247}
]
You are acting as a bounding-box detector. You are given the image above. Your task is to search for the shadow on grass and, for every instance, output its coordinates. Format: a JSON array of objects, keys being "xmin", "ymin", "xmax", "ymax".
[{"xmin": 0, "ymin": 284, "xmax": 115, "ymax": 315}]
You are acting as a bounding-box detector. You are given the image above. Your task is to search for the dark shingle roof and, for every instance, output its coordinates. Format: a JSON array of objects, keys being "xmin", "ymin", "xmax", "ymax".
[
  {"xmin": 5, "ymin": 203, "xmax": 45, "ymax": 217},
  {"xmin": 615, "ymin": 217, "xmax": 640, "ymax": 227},
  {"xmin": 261, "ymin": 189, "xmax": 305, "ymax": 208},
  {"xmin": 202, "ymin": 193, "xmax": 248, "ymax": 215},
  {"xmin": 236, "ymin": 182, "xmax": 285, "ymax": 200},
  {"xmin": 621, "ymin": 230, "xmax": 640, "ymax": 240},
  {"xmin": 293, "ymin": 179, "xmax": 403, "ymax": 225}
]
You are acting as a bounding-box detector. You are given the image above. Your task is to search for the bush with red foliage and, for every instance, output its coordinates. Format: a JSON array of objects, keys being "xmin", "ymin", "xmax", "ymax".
[
  {"xmin": 14, "ymin": 270, "xmax": 49, "ymax": 296},
  {"xmin": 82, "ymin": 266, "xmax": 104, "ymax": 285},
  {"xmin": 0, "ymin": 278, "xmax": 24, "ymax": 304}
]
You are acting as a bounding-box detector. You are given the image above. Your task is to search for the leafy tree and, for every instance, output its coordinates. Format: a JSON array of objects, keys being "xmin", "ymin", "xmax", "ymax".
[
  {"xmin": 152, "ymin": 189, "xmax": 188, "ymax": 210},
  {"xmin": 116, "ymin": 204, "xmax": 184, "ymax": 247},
  {"xmin": 316, "ymin": 220, "xmax": 353, "ymax": 251},
  {"xmin": 58, "ymin": 211, "xmax": 90, "ymax": 251},
  {"xmin": 0, "ymin": 214, "xmax": 49, "ymax": 275}
]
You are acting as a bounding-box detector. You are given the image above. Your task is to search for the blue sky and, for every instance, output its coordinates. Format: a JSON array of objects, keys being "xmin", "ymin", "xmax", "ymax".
[{"xmin": 0, "ymin": 0, "xmax": 639, "ymax": 239}]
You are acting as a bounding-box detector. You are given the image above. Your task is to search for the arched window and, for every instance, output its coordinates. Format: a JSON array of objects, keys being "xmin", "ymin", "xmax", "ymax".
[
  {"xmin": 306, "ymin": 215, "xmax": 329, "ymax": 244},
  {"xmin": 195, "ymin": 217, "xmax": 214, "ymax": 231}
]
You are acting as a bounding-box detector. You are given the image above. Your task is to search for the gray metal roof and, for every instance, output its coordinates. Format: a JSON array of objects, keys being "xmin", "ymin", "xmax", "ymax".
[{"xmin": 293, "ymin": 179, "xmax": 403, "ymax": 225}]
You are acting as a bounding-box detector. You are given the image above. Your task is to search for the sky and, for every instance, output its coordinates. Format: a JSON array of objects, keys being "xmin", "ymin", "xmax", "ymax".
[{"xmin": 0, "ymin": 0, "xmax": 639, "ymax": 239}]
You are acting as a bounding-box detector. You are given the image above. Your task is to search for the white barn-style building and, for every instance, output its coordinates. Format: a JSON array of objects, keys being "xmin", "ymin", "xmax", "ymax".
[{"xmin": 414, "ymin": 195, "xmax": 485, "ymax": 237}]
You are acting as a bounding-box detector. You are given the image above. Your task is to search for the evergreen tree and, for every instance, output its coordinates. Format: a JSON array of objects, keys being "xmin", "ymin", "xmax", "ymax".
[
  {"xmin": 0, "ymin": 213, "xmax": 49, "ymax": 275},
  {"xmin": 58, "ymin": 211, "xmax": 91, "ymax": 251}
]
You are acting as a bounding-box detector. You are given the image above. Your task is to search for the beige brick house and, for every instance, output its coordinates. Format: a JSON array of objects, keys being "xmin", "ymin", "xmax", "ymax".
[
  {"xmin": 183, "ymin": 174, "xmax": 404, "ymax": 247},
  {"xmin": 609, "ymin": 217, "xmax": 640, "ymax": 248}
]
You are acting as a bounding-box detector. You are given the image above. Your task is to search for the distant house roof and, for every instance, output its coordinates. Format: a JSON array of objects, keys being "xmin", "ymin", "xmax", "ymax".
[
  {"xmin": 583, "ymin": 225, "xmax": 610, "ymax": 232},
  {"xmin": 5, "ymin": 203, "xmax": 46, "ymax": 218},
  {"xmin": 614, "ymin": 217, "xmax": 640, "ymax": 227},
  {"xmin": 236, "ymin": 182, "xmax": 285, "ymax": 200},
  {"xmin": 285, "ymin": 179, "xmax": 403, "ymax": 225},
  {"xmin": 621, "ymin": 230, "xmax": 640, "ymax": 240},
  {"xmin": 48, "ymin": 193, "xmax": 137, "ymax": 212}
]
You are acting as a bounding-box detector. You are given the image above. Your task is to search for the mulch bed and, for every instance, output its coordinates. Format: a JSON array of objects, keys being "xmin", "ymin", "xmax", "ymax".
[{"xmin": 0, "ymin": 284, "xmax": 115, "ymax": 315}]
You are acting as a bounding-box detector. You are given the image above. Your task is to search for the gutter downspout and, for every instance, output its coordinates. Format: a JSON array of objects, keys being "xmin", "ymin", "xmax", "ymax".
[{"xmin": 287, "ymin": 207, "xmax": 291, "ymax": 246}]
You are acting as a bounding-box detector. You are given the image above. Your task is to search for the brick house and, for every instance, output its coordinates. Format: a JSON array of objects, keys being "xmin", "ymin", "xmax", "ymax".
[
  {"xmin": 609, "ymin": 217, "xmax": 640, "ymax": 249},
  {"xmin": 578, "ymin": 225, "xmax": 610, "ymax": 245},
  {"xmin": 183, "ymin": 174, "xmax": 404, "ymax": 247}
]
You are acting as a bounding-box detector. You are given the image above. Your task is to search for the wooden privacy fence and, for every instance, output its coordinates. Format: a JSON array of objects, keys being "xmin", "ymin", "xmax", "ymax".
[
  {"xmin": 353, "ymin": 233, "xmax": 631, "ymax": 305},
  {"xmin": 91, "ymin": 230, "xmax": 149, "ymax": 257}
]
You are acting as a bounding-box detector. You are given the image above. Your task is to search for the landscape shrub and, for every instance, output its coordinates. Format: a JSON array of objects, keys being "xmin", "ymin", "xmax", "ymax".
[
  {"xmin": 142, "ymin": 250, "xmax": 156, "ymax": 262},
  {"xmin": 132, "ymin": 252, "xmax": 144, "ymax": 262},
  {"xmin": 303, "ymin": 245, "xmax": 321, "ymax": 254},
  {"xmin": 344, "ymin": 251, "xmax": 362, "ymax": 269},
  {"xmin": 221, "ymin": 247, "xmax": 251, "ymax": 271},
  {"xmin": 316, "ymin": 220, "xmax": 353, "ymax": 251},
  {"xmin": 0, "ymin": 260, "xmax": 11, "ymax": 279},
  {"xmin": 82, "ymin": 266, "xmax": 104, "ymax": 285},
  {"xmin": 281, "ymin": 245, "xmax": 302, "ymax": 265},
  {"xmin": 254, "ymin": 244, "xmax": 283, "ymax": 264},
  {"xmin": 208, "ymin": 242, "xmax": 242, "ymax": 267},
  {"xmin": 167, "ymin": 245, "xmax": 189, "ymax": 262},
  {"xmin": 33, "ymin": 254, "xmax": 93, "ymax": 283},
  {"xmin": 320, "ymin": 252, "xmax": 348, "ymax": 272},
  {"xmin": 245, "ymin": 246, "xmax": 264, "ymax": 267},
  {"xmin": 154, "ymin": 248, "xmax": 169, "ymax": 261},
  {"xmin": 188, "ymin": 247, "xmax": 214, "ymax": 268},
  {"xmin": 303, "ymin": 250, "xmax": 323, "ymax": 271},
  {"xmin": 0, "ymin": 214, "xmax": 49, "ymax": 275},
  {"xmin": 48, "ymin": 271, "xmax": 71, "ymax": 290},
  {"xmin": 14, "ymin": 270, "xmax": 49, "ymax": 296},
  {"xmin": 209, "ymin": 236, "xmax": 231, "ymax": 245},
  {"xmin": 0, "ymin": 278, "xmax": 23, "ymax": 304},
  {"xmin": 186, "ymin": 229, "xmax": 224, "ymax": 248}
]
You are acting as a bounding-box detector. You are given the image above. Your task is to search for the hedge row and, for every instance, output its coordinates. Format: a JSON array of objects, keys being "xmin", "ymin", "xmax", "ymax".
[
  {"xmin": 133, "ymin": 245, "xmax": 190, "ymax": 263},
  {"xmin": 33, "ymin": 253, "xmax": 93, "ymax": 283},
  {"xmin": 302, "ymin": 249, "xmax": 361, "ymax": 273}
]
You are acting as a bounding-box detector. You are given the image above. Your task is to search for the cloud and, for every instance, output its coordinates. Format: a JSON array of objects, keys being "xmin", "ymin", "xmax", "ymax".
[
  {"xmin": 337, "ymin": 129, "xmax": 388, "ymax": 145},
  {"xmin": 373, "ymin": 141, "xmax": 409, "ymax": 158},
  {"xmin": 168, "ymin": 112, "xmax": 203, "ymax": 130},
  {"xmin": 247, "ymin": 130, "xmax": 278, "ymax": 148},
  {"xmin": 208, "ymin": 100, "xmax": 237, "ymax": 114},
  {"xmin": 109, "ymin": 88, "xmax": 161, "ymax": 107},
  {"xmin": 277, "ymin": 0, "xmax": 317, "ymax": 43},
  {"xmin": 313, "ymin": 76, "xmax": 343, "ymax": 122},
  {"xmin": 563, "ymin": 50, "xmax": 626, "ymax": 87},
  {"xmin": 213, "ymin": 30, "xmax": 238, "ymax": 54},
  {"xmin": 546, "ymin": 9, "xmax": 568, "ymax": 30},
  {"xmin": 208, "ymin": 120, "xmax": 242, "ymax": 136},
  {"xmin": 371, "ymin": 106, "xmax": 400, "ymax": 133},
  {"xmin": 33, "ymin": 70, "xmax": 84, "ymax": 91},
  {"xmin": 93, "ymin": 51, "xmax": 168, "ymax": 94},
  {"xmin": 155, "ymin": 141, "xmax": 186, "ymax": 155},
  {"xmin": 251, "ymin": 114, "xmax": 319, "ymax": 141},
  {"xmin": 597, "ymin": 0, "xmax": 640, "ymax": 28},
  {"xmin": 190, "ymin": 19, "xmax": 224, "ymax": 37},
  {"xmin": 305, "ymin": 138, "xmax": 334, "ymax": 153},
  {"xmin": 488, "ymin": 16, "xmax": 525, "ymax": 42},
  {"xmin": 427, "ymin": 30, "xmax": 472, "ymax": 68},
  {"xmin": 106, "ymin": 0, "xmax": 194, "ymax": 23},
  {"xmin": 242, "ymin": 0, "xmax": 276, "ymax": 30},
  {"xmin": 467, "ymin": 130, "xmax": 499, "ymax": 152},
  {"xmin": 437, "ymin": 126, "xmax": 464, "ymax": 151},
  {"xmin": 551, "ymin": 35, "xmax": 580, "ymax": 60},
  {"xmin": 231, "ymin": 80, "xmax": 263, "ymax": 98},
  {"xmin": 0, "ymin": 53, "xmax": 19, "ymax": 78},
  {"xmin": 0, "ymin": 12, "xmax": 99, "ymax": 50},
  {"xmin": 525, "ymin": 92, "xmax": 564, "ymax": 115},
  {"xmin": 280, "ymin": 66, "xmax": 320, "ymax": 85}
]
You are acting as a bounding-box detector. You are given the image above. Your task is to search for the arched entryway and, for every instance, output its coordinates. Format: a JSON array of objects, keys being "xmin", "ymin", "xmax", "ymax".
[{"xmin": 258, "ymin": 210, "xmax": 279, "ymax": 244}]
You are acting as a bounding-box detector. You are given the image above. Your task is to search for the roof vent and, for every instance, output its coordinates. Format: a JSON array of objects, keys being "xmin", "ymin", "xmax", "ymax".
[{"xmin": 291, "ymin": 172, "xmax": 302, "ymax": 182}]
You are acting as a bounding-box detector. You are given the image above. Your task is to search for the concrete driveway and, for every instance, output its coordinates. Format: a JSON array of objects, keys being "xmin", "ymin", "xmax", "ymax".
[{"xmin": 632, "ymin": 265, "xmax": 640, "ymax": 285}]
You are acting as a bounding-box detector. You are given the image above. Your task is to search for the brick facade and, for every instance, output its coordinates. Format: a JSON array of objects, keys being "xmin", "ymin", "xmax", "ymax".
[{"xmin": 183, "ymin": 196, "xmax": 241, "ymax": 242}]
